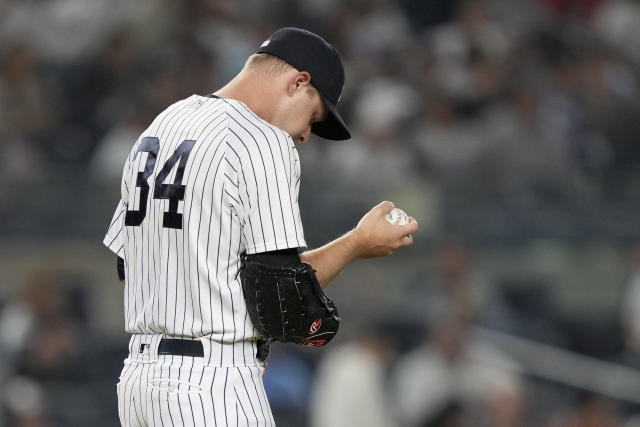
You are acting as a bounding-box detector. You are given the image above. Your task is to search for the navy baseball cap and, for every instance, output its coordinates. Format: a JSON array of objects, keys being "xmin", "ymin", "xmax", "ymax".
[{"xmin": 257, "ymin": 27, "xmax": 351, "ymax": 141}]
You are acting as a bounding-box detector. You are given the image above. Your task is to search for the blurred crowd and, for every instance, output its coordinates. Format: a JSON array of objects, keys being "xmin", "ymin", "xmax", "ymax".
[
  {"xmin": 2, "ymin": 0, "xmax": 640, "ymax": 425},
  {"xmin": 1, "ymin": 0, "xmax": 640, "ymax": 240}
]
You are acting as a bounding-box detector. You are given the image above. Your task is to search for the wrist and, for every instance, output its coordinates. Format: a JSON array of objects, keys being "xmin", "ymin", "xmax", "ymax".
[{"xmin": 342, "ymin": 228, "xmax": 365, "ymax": 260}]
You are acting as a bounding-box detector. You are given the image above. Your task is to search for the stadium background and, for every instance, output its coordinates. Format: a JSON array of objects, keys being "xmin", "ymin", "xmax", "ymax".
[{"xmin": 1, "ymin": 0, "xmax": 640, "ymax": 425}]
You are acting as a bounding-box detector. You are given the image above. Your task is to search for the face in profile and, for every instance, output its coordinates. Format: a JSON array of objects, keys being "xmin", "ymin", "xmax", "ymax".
[{"xmin": 271, "ymin": 75, "xmax": 327, "ymax": 144}]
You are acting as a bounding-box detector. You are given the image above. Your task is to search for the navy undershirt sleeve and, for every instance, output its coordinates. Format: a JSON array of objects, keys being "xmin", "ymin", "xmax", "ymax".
[
  {"xmin": 117, "ymin": 256, "xmax": 125, "ymax": 281},
  {"xmin": 246, "ymin": 248, "xmax": 301, "ymax": 267}
]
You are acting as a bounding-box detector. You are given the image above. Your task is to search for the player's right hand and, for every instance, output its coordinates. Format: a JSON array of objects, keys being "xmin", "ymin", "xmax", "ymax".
[{"xmin": 351, "ymin": 201, "xmax": 418, "ymax": 259}]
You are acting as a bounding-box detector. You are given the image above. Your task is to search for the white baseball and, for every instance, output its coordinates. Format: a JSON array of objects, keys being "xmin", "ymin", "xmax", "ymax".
[{"xmin": 385, "ymin": 207, "xmax": 409, "ymax": 225}]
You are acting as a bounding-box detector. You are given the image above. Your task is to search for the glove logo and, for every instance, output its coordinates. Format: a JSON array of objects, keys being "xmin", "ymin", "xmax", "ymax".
[
  {"xmin": 301, "ymin": 339, "xmax": 327, "ymax": 347},
  {"xmin": 309, "ymin": 318, "xmax": 322, "ymax": 334}
]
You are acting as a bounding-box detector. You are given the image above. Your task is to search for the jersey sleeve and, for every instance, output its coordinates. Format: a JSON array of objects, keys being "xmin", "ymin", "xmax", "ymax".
[
  {"xmin": 103, "ymin": 137, "xmax": 138, "ymax": 258},
  {"xmin": 103, "ymin": 199, "xmax": 126, "ymax": 257},
  {"xmin": 234, "ymin": 131, "xmax": 306, "ymax": 254}
]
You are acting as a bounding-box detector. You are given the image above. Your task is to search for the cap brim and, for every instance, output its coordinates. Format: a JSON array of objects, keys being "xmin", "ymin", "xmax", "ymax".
[{"xmin": 311, "ymin": 92, "xmax": 351, "ymax": 141}]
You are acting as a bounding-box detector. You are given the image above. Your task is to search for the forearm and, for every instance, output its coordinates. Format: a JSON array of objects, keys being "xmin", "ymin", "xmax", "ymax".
[
  {"xmin": 299, "ymin": 230, "xmax": 361, "ymax": 288},
  {"xmin": 300, "ymin": 201, "xmax": 418, "ymax": 288}
]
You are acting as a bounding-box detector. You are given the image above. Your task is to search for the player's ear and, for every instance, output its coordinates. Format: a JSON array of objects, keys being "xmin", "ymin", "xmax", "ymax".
[{"xmin": 287, "ymin": 71, "xmax": 311, "ymax": 95}]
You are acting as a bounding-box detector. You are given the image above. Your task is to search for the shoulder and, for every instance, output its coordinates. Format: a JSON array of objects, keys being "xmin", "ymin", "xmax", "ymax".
[
  {"xmin": 222, "ymin": 100, "xmax": 293, "ymax": 149},
  {"xmin": 157, "ymin": 95, "xmax": 202, "ymax": 120}
]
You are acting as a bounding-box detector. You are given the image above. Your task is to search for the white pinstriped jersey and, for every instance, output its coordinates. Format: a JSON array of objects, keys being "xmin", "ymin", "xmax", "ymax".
[{"xmin": 104, "ymin": 94, "xmax": 306, "ymax": 342}]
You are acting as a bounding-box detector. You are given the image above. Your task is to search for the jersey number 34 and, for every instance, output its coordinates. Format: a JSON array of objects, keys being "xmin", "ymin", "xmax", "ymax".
[{"xmin": 125, "ymin": 136, "xmax": 196, "ymax": 230}]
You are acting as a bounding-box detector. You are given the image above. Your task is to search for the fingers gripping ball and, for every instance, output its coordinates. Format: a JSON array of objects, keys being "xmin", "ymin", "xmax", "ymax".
[{"xmin": 385, "ymin": 207, "xmax": 409, "ymax": 225}]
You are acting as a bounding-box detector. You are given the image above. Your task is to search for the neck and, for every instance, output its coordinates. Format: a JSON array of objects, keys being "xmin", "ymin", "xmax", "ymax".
[{"xmin": 214, "ymin": 69, "xmax": 278, "ymax": 122}]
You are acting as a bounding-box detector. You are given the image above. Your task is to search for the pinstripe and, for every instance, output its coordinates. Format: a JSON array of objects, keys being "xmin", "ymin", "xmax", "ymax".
[
  {"xmin": 199, "ymin": 362, "xmax": 209, "ymax": 427},
  {"xmin": 225, "ymin": 142, "xmax": 258, "ymax": 250},
  {"xmin": 137, "ymin": 170, "xmax": 145, "ymax": 334},
  {"xmin": 124, "ymin": 225, "xmax": 133, "ymax": 330},
  {"xmin": 224, "ymin": 190, "xmax": 237, "ymax": 361},
  {"xmin": 131, "ymin": 210, "xmax": 139, "ymax": 331},
  {"xmin": 201, "ymin": 152, "xmax": 226, "ymax": 364},
  {"xmin": 228, "ymin": 127, "xmax": 269, "ymax": 249},
  {"xmin": 249, "ymin": 368, "xmax": 270, "ymax": 426},
  {"xmin": 276, "ymin": 131, "xmax": 302, "ymax": 242},
  {"xmin": 223, "ymin": 156, "xmax": 237, "ymax": 173},
  {"xmin": 127, "ymin": 393, "xmax": 135, "ymax": 427},
  {"xmin": 228, "ymin": 102, "xmax": 291, "ymax": 246},
  {"xmin": 235, "ymin": 367, "xmax": 259, "ymax": 423},
  {"xmin": 181, "ymin": 203, "xmax": 191, "ymax": 337},
  {"xmin": 183, "ymin": 360, "xmax": 197, "ymax": 427},
  {"xmin": 255, "ymin": 369, "xmax": 275, "ymax": 427},
  {"xmin": 125, "ymin": 363, "xmax": 144, "ymax": 426},
  {"xmin": 234, "ymin": 387, "xmax": 251, "ymax": 426},
  {"xmin": 181, "ymin": 125, "xmax": 218, "ymax": 336},
  {"xmin": 173, "ymin": 359, "xmax": 187, "ymax": 426},
  {"xmin": 223, "ymin": 369, "xmax": 230, "ymax": 427},
  {"xmin": 131, "ymin": 393, "xmax": 144, "ymax": 427},
  {"xmin": 152, "ymin": 99, "xmax": 194, "ymax": 333},
  {"xmin": 142, "ymin": 359, "xmax": 151, "ymax": 424},
  {"xmin": 227, "ymin": 110, "xmax": 303, "ymax": 253},
  {"xmin": 171, "ymin": 103, "xmax": 224, "ymax": 336},
  {"xmin": 124, "ymin": 157, "xmax": 137, "ymax": 330},
  {"xmin": 226, "ymin": 106, "xmax": 283, "ymax": 229},
  {"xmin": 228, "ymin": 123, "xmax": 272, "ymax": 250},
  {"xmin": 214, "ymin": 179, "xmax": 226, "ymax": 364},
  {"xmin": 210, "ymin": 368, "xmax": 219, "ymax": 426},
  {"xmin": 224, "ymin": 190, "xmax": 240, "ymax": 205},
  {"xmin": 151, "ymin": 363, "xmax": 158, "ymax": 427},
  {"xmin": 169, "ymin": 356, "xmax": 189, "ymax": 425},
  {"xmin": 125, "ymin": 365, "xmax": 137, "ymax": 426},
  {"xmin": 156, "ymin": 357, "xmax": 167, "ymax": 427},
  {"xmin": 145, "ymin": 100, "xmax": 190, "ymax": 334},
  {"xmin": 106, "ymin": 217, "xmax": 123, "ymax": 247},
  {"xmin": 118, "ymin": 361, "xmax": 134, "ymax": 426},
  {"xmin": 242, "ymin": 311, "xmax": 249, "ymax": 366},
  {"xmin": 199, "ymin": 393, "xmax": 207, "ymax": 427},
  {"xmin": 166, "ymin": 392, "xmax": 176, "ymax": 427},
  {"xmin": 172, "ymin": 225, "xmax": 180, "ymax": 334},
  {"xmin": 163, "ymin": 106, "xmax": 211, "ymax": 335},
  {"xmin": 187, "ymin": 116, "xmax": 227, "ymax": 337}
]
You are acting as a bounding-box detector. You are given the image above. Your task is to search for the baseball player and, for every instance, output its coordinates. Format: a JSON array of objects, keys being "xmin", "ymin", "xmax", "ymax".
[{"xmin": 104, "ymin": 27, "xmax": 417, "ymax": 426}]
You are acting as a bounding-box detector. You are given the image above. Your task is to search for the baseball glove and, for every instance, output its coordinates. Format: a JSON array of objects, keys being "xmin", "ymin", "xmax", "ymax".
[{"xmin": 240, "ymin": 259, "xmax": 340, "ymax": 347}]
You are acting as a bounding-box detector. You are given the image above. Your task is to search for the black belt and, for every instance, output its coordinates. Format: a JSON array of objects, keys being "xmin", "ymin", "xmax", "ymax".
[
  {"xmin": 156, "ymin": 338, "xmax": 271, "ymax": 361},
  {"xmin": 158, "ymin": 338, "xmax": 204, "ymax": 357}
]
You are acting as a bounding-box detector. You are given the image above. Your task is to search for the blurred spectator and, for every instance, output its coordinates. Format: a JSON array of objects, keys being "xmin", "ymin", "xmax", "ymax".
[
  {"xmin": 0, "ymin": 42, "xmax": 53, "ymax": 208},
  {"xmin": 546, "ymin": 392, "xmax": 621, "ymax": 427},
  {"xmin": 89, "ymin": 99, "xmax": 153, "ymax": 189},
  {"xmin": 309, "ymin": 324, "xmax": 396, "ymax": 427},
  {"xmin": 593, "ymin": 0, "xmax": 640, "ymax": 65},
  {"xmin": 620, "ymin": 245, "xmax": 640, "ymax": 361},
  {"xmin": 263, "ymin": 346, "xmax": 315, "ymax": 427},
  {"xmin": 3, "ymin": 376, "xmax": 47, "ymax": 427},
  {"xmin": 424, "ymin": 0, "xmax": 511, "ymax": 109},
  {"xmin": 404, "ymin": 237, "xmax": 496, "ymax": 325},
  {"xmin": 0, "ymin": 269, "xmax": 117, "ymax": 425},
  {"xmin": 392, "ymin": 314, "xmax": 524, "ymax": 427},
  {"xmin": 344, "ymin": 0, "xmax": 413, "ymax": 66},
  {"xmin": 538, "ymin": 0, "xmax": 603, "ymax": 19},
  {"xmin": 413, "ymin": 94, "xmax": 491, "ymax": 198},
  {"xmin": 481, "ymin": 80, "xmax": 597, "ymax": 218},
  {"xmin": 0, "ymin": 43, "xmax": 54, "ymax": 144},
  {"xmin": 323, "ymin": 75, "xmax": 422, "ymax": 196}
]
